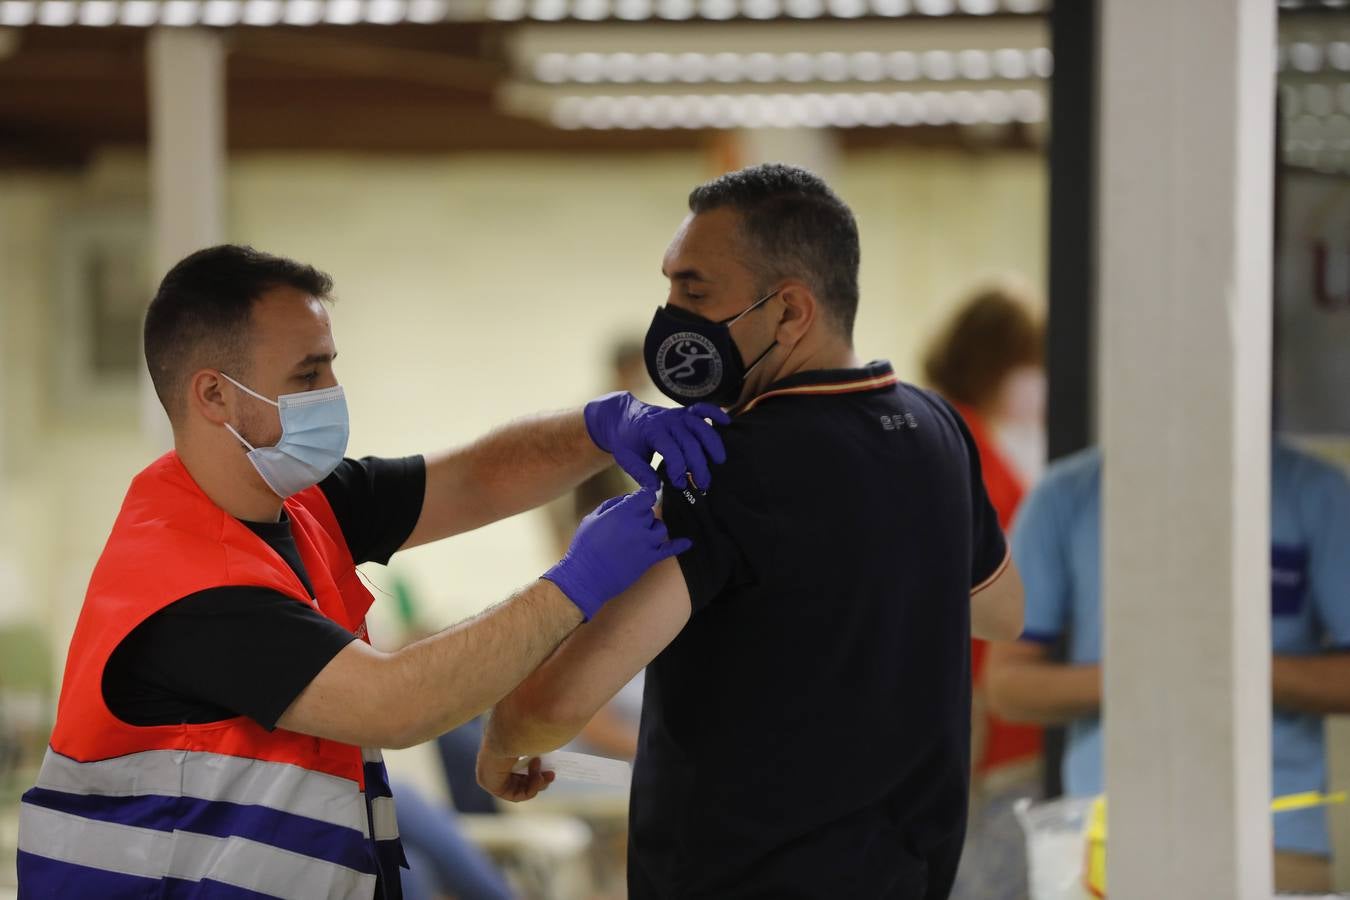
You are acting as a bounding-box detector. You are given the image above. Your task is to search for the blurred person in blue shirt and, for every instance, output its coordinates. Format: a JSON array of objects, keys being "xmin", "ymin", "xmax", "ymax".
[{"xmin": 987, "ymin": 443, "xmax": 1350, "ymax": 894}]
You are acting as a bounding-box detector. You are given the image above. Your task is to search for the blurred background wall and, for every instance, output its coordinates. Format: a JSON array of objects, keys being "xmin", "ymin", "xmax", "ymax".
[{"xmin": 0, "ymin": 143, "xmax": 1044, "ymax": 659}]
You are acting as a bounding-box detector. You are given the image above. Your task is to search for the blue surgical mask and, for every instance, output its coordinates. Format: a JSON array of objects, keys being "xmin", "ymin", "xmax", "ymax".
[{"xmin": 220, "ymin": 372, "xmax": 350, "ymax": 498}]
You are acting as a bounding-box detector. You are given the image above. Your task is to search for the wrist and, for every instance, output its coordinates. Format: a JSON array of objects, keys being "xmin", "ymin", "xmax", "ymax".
[
  {"xmin": 481, "ymin": 713, "xmax": 517, "ymax": 758},
  {"xmin": 536, "ymin": 572, "xmax": 593, "ymax": 623},
  {"xmin": 1271, "ymin": 655, "xmax": 1290, "ymax": 694}
]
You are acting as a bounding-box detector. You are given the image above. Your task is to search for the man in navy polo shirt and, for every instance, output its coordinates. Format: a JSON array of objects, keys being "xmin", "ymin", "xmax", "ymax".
[{"xmin": 477, "ymin": 164, "xmax": 1026, "ymax": 899}]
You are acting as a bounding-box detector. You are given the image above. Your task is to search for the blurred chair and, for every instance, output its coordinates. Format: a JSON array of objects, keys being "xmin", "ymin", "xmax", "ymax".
[{"xmin": 459, "ymin": 812, "xmax": 593, "ymax": 900}]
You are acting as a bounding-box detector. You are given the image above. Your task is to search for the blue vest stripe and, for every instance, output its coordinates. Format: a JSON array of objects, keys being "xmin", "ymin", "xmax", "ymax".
[
  {"xmin": 23, "ymin": 786, "xmax": 377, "ymax": 875},
  {"xmin": 20, "ymin": 800, "xmax": 379, "ymax": 898},
  {"xmin": 162, "ymin": 877, "xmax": 289, "ymax": 899},
  {"xmin": 17, "ymin": 849, "xmax": 161, "ymax": 899},
  {"xmin": 364, "ymin": 762, "xmax": 394, "ymax": 799}
]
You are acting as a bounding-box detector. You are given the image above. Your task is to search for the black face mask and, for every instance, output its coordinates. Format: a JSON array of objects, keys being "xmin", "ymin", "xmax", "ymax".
[{"xmin": 644, "ymin": 289, "xmax": 779, "ymax": 407}]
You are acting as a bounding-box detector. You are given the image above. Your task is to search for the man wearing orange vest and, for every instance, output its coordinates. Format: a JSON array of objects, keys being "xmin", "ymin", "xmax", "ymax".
[{"xmin": 17, "ymin": 244, "xmax": 728, "ymax": 899}]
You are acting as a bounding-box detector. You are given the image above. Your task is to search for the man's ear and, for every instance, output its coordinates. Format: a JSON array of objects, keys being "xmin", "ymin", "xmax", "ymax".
[
  {"xmin": 190, "ymin": 369, "xmax": 233, "ymax": 426},
  {"xmin": 774, "ymin": 281, "xmax": 817, "ymax": 349}
]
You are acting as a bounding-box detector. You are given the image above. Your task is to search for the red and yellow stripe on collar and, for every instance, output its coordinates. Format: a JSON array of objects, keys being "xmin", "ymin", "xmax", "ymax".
[{"xmin": 738, "ymin": 370, "xmax": 900, "ymax": 414}]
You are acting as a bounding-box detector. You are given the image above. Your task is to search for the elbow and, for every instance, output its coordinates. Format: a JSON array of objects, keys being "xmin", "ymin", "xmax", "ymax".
[
  {"xmin": 495, "ymin": 685, "xmax": 592, "ymax": 757},
  {"xmin": 972, "ymin": 603, "xmax": 1024, "ymax": 643},
  {"xmin": 984, "ymin": 669, "xmax": 1028, "ymax": 723},
  {"xmin": 986, "ymin": 608, "xmax": 1025, "ymax": 643},
  {"xmin": 381, "ymin": 723, "xmax": 427, "ymax": 752},
  {"xmin": 373, "ymin": 704, "xmax": 435, "ymax": 751}
]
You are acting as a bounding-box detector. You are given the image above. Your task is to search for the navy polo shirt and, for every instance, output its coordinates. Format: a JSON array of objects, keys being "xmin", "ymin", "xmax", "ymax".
[{"xmin": 630, "ymin": 361, "xmax": 1008, "ymax": 900}]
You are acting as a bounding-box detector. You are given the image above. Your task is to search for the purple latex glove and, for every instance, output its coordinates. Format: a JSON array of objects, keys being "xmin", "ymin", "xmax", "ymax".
[
  {"xmin": 543, "ymin": 489, "xmax": 692, "ymax": 620},
  {"xmin": 584, "ymin": 391, "xmax": 732, "ymax": 492}
]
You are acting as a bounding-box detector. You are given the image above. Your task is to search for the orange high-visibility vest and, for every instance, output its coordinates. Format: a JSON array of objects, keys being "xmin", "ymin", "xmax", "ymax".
[{"xmin": 18, "ymin": 451, "xmax": 404, "ymax": 899}]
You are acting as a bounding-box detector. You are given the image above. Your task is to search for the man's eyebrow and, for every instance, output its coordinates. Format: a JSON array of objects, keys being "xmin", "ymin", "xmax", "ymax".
[
  {"xmin": 661, "ymin": 267, "xmax": 711, "ymax": 283},
  {"xmin": 293, "ymin": 352, "xmax": 336, "ymax": 369}
]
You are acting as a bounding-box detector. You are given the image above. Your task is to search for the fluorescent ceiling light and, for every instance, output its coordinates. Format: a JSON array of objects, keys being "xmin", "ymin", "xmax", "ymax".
[
  {"xmin": 405, "ymin": 0, "xmax": 444, "ymax": 20},
  {"xmin": 323, "ymin": 0, "xmax": 361, "ymax": 22},
  {"xmin": 488, "ymin": 0, "xmax": 527, "ymax": 18},
  {"xmin": 242, "ymin": 0, "xmax": 283, "ymax": 23},
  {"xmin": 36, "ymin": 0, "xmax": 77, "ymax": 24},
  {"xmin": 119, "ymin": 0, "xmax": 158, "ymax": 21},
  {"xmin": 528, "ymin": 48, "xmax": 1049, "ymax": 86},
  {"xmin": 283, "ymin": 0, "xmax": 323, "ymax": 23},
  {"xmin": 364, "ymin": 0, "xmax": 405, "ymax": 21},
  {"xmin": 201, "ymin": 0, "xmax": 242, "ymax": 23},
  {"xmin": 530, "ymin": 0, "xmax": 567, "ymax": 18},
  {"xmin": 161, "ymin": 0, "xmax": 201, "ymax": 24},
  {"xmin": 0, "ymin": 0, "xmax": 35, "ymax": 23},
  {"xmin": 550, "ymin": 86, "xmax": 1045, "ymax": 130},
  {"xmin": 78, "ymin": 0, "xmax": 118, "ymax": 25},
  {"xmin": 498, "ymin": 0, "xmax": 1039, "ymax": 19}
]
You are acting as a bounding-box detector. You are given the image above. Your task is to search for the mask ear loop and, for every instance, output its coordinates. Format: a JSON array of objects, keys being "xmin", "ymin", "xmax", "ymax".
[
  {"xmin": 218, "ymin": 371, "xmax": 281, "ymax": 408},
  {"xmin": 727, "ymin": 288, "xmax": 783, "ymax": 378},
  {"xmin": 218, "ymin": 372, "xmax": 276, "ymax": 452},
  {"xmin": 224, "ymin": 422, "xmax": 259, "ymax": 452},
  {"xmin": 742, "ymin": 339, "xmax": 779, "ymax": 378},
  {"xmin": 720, "ymin": 287, "xmax": 780, "ymax": 326}
]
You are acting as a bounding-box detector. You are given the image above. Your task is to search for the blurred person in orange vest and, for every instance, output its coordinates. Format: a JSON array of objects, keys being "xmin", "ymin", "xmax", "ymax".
[{"xmin": 923, "ymin": 283, "xmax": 1046, "ymax": 900}]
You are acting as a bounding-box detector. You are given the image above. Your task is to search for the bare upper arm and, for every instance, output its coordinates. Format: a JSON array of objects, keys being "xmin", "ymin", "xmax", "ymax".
[
  {"xmin": 401, "ymin": 448, "xmax": 473, "ymax": 550},
  {"xmin": 971, "ymin": 555, "xmax": 1025, "ymax": 641}
]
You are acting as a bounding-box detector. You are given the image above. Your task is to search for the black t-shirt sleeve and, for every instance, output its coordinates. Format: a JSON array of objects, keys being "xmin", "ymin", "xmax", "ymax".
[
  {"xmin": 318, "ymin": 455, "xmax": 426, "ymax": 565},
  {"xmin": 102, "ymin": 587, "xmax": 359, "ymax": 731},
  {"xmin": 659, "ymin": 466, "xmax": 760, "ymax": 614},
  {"xmin": 943, "ymin": 402, "xmax": 1009, "ymax": 587},
  {"xmin": 970, "ymin": 476, "xmax": 1009, "ymax": 589}
]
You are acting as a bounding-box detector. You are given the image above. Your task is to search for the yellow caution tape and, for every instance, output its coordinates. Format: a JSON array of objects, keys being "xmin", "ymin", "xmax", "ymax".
[
  {"xmin": 1270, "ymin": 790, "xmax": 1347, "ymax": 813},
  {"xmin": 1082, "ymin": 791, "xmax": 1345, "ymax": 897}
]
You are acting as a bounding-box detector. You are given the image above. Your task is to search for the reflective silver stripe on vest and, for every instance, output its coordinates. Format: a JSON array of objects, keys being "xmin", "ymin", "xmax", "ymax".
[
  {"xmin": 36, "ymin": 748, "xmax": 369, "ymax": 837},
  {"xmin": 19, "ymin": 803, "xmax": 377, "ymax": 900},
  {"xmin": 369, "ymin": 796, "xmax": 400, "ymax": 842},
  {"xmin": 361, "ymin": 747, "xmax": 383, "ymax": 764}
]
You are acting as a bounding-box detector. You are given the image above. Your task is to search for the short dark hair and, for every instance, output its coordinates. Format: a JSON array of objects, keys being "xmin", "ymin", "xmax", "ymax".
[
  {"xmin": 922, "ymin": 284, "xmax": 1043, "ymax": 410},
  {"xmin": 687, "ymin": 163, "xmax": 860, "ymax": 338},
  {"xmin": 143, "ymin": 244, "xmax": 333, "ymax": 422}
]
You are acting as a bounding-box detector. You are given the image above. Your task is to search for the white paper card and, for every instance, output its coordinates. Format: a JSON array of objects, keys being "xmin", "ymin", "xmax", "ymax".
[{"xmin": 511, "ymin": 750, "xmax": 631, "ymax": 787}]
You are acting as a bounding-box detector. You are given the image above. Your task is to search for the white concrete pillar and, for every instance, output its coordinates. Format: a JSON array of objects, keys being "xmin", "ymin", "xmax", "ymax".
[
  {"xmin": 731, "ymin": 128, "xmax": 841, "ymax": 181},
  {"xmin": 145, "ymin": 28, "xmax": 225, "ymax": 447},
  {"xmin": 1098, "ymin": 1, "xmax": 1276, "ymax": 896}
]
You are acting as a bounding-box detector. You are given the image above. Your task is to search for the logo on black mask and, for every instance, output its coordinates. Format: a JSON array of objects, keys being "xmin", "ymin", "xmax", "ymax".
[
  {"xmin": 654, "ymin": 332, "xmax": 722, "ymax": 398},
  {"xmin": 643, "ymin": 290, "xmax": 779, "ymax": 407}
]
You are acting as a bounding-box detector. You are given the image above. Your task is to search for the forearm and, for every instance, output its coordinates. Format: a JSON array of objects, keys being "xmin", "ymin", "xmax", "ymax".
[
  {"xmin": 486, "ymin": 559, "xmax": 691, "ymax": 758},
  {"xmin": 1273, "ymin": 652, "xmax": 1350, "ymax": 715},
  {"xmin": 382, "ymin": 579, "xmax": 583, "ymax": 747},
  {"xmin": 409, "ymin": 409, "xmax": 609, "ymax": 546},
  {"xmin": 986, "ymin": 658, "xmax": 1102, "ymax": 725}
]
